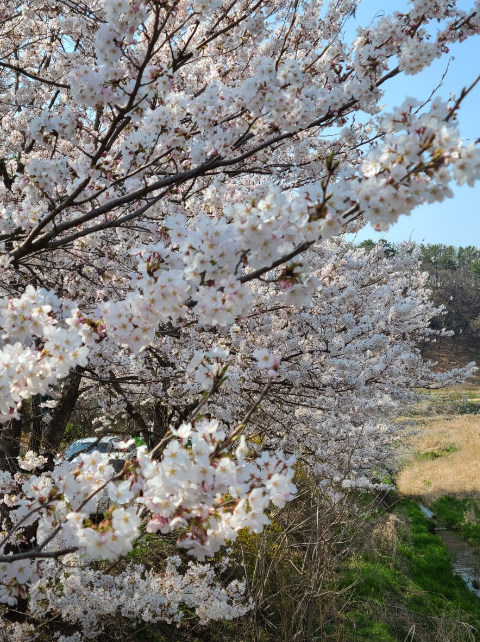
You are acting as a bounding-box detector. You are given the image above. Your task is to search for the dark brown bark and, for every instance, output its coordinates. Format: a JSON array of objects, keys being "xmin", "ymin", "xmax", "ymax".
[
  {"xmin": 152, "ymin": 399, "xmax": 169, "ymax": 447},
  {"xmin": 41, "ymin": 367, "xmax": 83, "ymax": 465},
  {"xmin": 28, "ymin": 394, "xmax": 43, "ymax": 453},
  {"xmin": 0, "ymin": 415, "xmax": 23, "ymax": 474},
  {"xmin": 0, "ymin": 159, "xmax": 14, "ymax": 191},
  {"xmin": 0, "ymin": 413, "xmax": 30, "ymax": 622}
]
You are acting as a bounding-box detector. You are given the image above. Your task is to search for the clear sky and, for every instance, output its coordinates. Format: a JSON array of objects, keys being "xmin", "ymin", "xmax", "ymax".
[{"xmin": 345, "ymin": 0, "xmax": 480, "ymax": 247}]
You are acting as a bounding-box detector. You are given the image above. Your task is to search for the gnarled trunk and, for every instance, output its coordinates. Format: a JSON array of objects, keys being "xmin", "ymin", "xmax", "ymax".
[
  {"xmin": 152, "ymin": 398, "xmax": 170, "ymax": 447},
  {"xmin": 0, "ymin": 415, "xmax": 23, "ymax": 474},
  {"xmin": 41, "ymin": 367, "xmax": 83, "ymax": 466}
]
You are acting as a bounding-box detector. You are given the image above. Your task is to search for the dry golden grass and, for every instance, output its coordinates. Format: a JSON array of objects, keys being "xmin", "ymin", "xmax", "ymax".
[{"xmin": 397, "ymin": 414, "xmax": 480, "ymax": 503}]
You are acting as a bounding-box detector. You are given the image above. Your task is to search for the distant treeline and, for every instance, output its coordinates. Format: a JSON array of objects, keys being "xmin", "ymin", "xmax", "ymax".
[{"xmin": 359, "ymin": 240, "xmax": 480, "ymax": 341}]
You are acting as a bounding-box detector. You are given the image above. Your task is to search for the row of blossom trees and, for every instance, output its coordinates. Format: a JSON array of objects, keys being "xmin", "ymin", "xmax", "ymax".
[{"xmin": 0, "ymin": 0, "xmax": 479, "ymax": 638}]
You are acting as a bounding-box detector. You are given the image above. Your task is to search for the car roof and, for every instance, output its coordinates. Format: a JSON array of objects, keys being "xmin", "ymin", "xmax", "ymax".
[{"xmin": 70, "ymin": 435, "xmax": 124, "ymax": 444}]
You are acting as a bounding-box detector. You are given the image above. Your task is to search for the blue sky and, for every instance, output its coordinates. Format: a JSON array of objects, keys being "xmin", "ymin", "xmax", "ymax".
[{"xmin": 345, "ymin": 0, "xmax": 480, "ymax": 247}]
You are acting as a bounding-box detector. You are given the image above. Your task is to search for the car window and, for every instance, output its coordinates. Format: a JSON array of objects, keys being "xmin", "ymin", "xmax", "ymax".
[
  {"xmin": 87, "ymin": 442, "xmax": 110, "ymax": 454},
  {"xmin": 65, "ymin": 438, "xmax": 136, "ymax": 459},
  {"xmin": 65, "ymin": 441, "xmax": 94, "ymax": 458}
]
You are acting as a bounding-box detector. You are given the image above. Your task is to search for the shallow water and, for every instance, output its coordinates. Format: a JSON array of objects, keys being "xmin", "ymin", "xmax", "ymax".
[
  {"xmin": 419, "ymin": 503, "xmax": 434, "ymax": 519},
  {"xmin": 435, "ymin": 527, "xmax": 480, "ymax": 596},
  {"xmin": 419, "ymin": 503, "xmax": 480, "ymax": 597}
]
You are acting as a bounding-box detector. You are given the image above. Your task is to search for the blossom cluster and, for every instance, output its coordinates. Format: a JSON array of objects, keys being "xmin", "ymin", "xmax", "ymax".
[
  {"xmin": 0, "ymin": 286, "xmax": 89, "ymax": 421},
  {"xmin": 0, "ymin": 419, "xmax": 295, "ymax": 605},
  {"xmin": 27, "ymin": 555, "xmax": 250, "ymax": 639},
  {"xmin": 341, "ymin": 97, "xmax": 480, "ymax": 230},
  {"xmin": 139, "ymin": 421, "xmax": 295, "ymax": 559},
  {"xmin": 0, "ymin": 555, "xmax": 252, "ymax": 640}
]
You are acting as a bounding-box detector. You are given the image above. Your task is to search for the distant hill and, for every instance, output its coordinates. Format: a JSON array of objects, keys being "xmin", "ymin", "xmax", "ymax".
[{"xmin": 359, "ymin": 240, "xmax": 480, "ymax": 382}]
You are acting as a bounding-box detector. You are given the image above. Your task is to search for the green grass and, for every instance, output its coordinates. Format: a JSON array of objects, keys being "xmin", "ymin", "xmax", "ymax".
[
  {"xmin": 431, "ymin": 495, "xmax": 480, "ymax": 547},
  {"xmin": 418, "ymin": 443, "xmax": 459, "ymax": 460},
  {"xmin": 338, "ymin": 499, "xmax": 480, "ymax": 641}
]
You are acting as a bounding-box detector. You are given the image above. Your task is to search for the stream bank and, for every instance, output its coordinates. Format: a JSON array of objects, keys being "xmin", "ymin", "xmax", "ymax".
[
  {"xmin": 419, "ymin": 503, "xmax": 480, "ymax": 597},
  {"xmin": 337, "ymin": 499, "xmax": 480, "ymax": 641}
]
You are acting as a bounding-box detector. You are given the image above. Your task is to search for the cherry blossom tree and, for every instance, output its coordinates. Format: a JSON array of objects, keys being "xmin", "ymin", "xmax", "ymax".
[
  {"xmin": 0, "ymin": 0, "xmax": 479, "ymax": 637},
  {"xmin": 71, "ymin": 240, "xmax": 474, "ymax": 487}
]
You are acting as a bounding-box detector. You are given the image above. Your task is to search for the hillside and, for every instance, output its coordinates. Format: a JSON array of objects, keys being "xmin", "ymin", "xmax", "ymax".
[{"xmin": 422, "ymin": 335, "xmax": 480, "ymax": 384}]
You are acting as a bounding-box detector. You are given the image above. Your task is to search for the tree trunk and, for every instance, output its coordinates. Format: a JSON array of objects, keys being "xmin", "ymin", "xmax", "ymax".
[
  {"xmin": 152, "ymin": 399, "xmax": 169, "ymax": 447},
  {"xmin": 28, "ymin": 394, "xmax": 43, "ymax": 453},
  {"xmin": 0, "ymin": 415, "xmax": 23, "ymax": 474},
  {"xmin": 41, "ymin": 367, "xmax": 83, "ymax": 466},
  {"xmin": 0, "ymin": 413, "xmax": 30, "ymax": 622}
]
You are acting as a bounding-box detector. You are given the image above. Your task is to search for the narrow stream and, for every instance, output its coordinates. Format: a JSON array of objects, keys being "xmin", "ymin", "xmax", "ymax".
[{"xmin": 419, "ymin": 504, "xmax": 480, "ymax": 597}]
